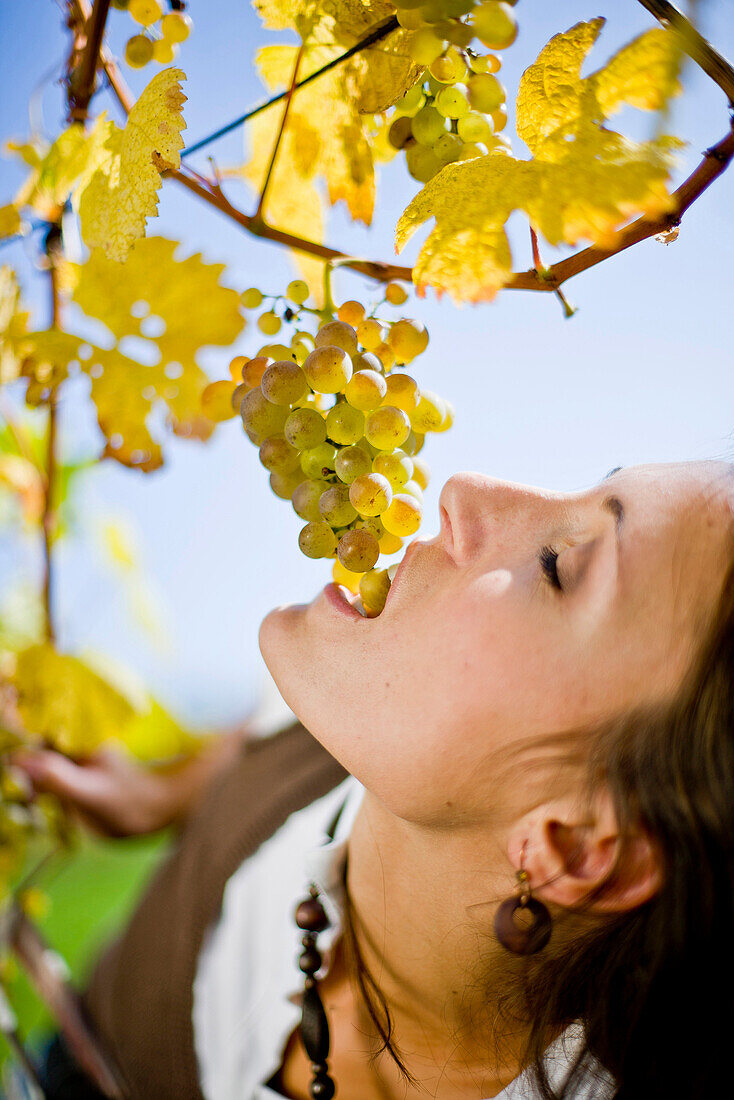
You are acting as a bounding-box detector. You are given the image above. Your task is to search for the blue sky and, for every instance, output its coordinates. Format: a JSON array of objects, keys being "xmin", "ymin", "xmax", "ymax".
[{"xmin": 1, "ymin": 2, "xmax": 733, "ymax": 731}]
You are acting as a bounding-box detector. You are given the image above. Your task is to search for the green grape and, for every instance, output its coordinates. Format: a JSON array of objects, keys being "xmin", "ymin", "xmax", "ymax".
[
  {"xmin": 388, "ymin": 116, "xmax": 415, "ymax": 151},
  {"xmin": 365, "ymin": 406, "xmax": 411, "ymax": 449},
  {"xmin": 403, "ymin": 479, "xmax": 424, "ymax": 501},
  {"xmin": 405, "ymin": 143, "xmax": 443, "ymax": 183},
  {"xmin": 434, "ymin": 132, "xmax": 463, "ymax": 164},
  {"xmin": 403, "ymin": 430, "xmax": 425, "ymax": 456},
  {"xmin": 351, "ymin": 351, "xmax": 383, "ymax": 374},
  {"xmin": 125, "ymin": 34, "xmax": 153, "ymax": 67},
  {"xmin": 373, "ymin": 450, "xmax": 413, "ymax": 489},
  {"xmin": 292, "ymin": 479, "xmax": 329, "ymax": 522},
  {"xmin": 291, "ymin": 340, "xmax": 310, "ymax": 365},
  {"xmin": 410, "ymin": 390, "xmax": 447, "ymax": 432},
  {"xmin": 410, "ymin": 27, "xmax": 445, "ymax": 65},
  {"xmin": 259, "ymin": 435, "xmax": 301, "ymax": 474},
  {"xmin": 258, "ymin": 311, "xmax": 282, "ymax": 336},
  {"xmin": 349, "ymin": 473, "xmax": 393, "ymax": 517},
  {"xmin": 420, "ymin": 0, "xmax": 445, "ymax": 23},
  {"xmin": 388, "ymin": 318, "xmax": 429, "ymax": 363},
  {"xmin": 161, "ymin": 11, "xmax": 192, "ymax": 40},
  {"xmin": 319, "ymin": 485, "xmax": 358, "ymax": 527},
  {"xmin": 439, "ymin": 20, "xmax": 474, "ymax": 48},
  {"xmin": 258, "ymin": 342, "xmax": 294, "ymax": 361},
  {"xmin": 458, "ymin": 142, "xmax": 484, "ymax": 161},
  {"xmin": 411, "ymin": 455, "xmax": 431, "ymax": 489},
  {"xmin": 395, "ymin": 85, "xmax": 425, "ymax": 114},
  {"xmin": 314, "ymin": 320, "xmax": 358, "ymax": 356},
  {"xmin": 468, "ymin": 51, "xmax": 501, "ymax": 73},
  {"xmin": 326, "ymin": 402, "xmax": 365, "ymax": 445},
  {"xmin": 241, "ymin": 288, "xmax": 263, "ymax": 309},
  {"xmin": 337, "ymin": 301, "xmax": 366, "ymax": 326},
  {"xmin": 383, "ymin": 372, "xmax": 420, "ymax": 412},
  {"xmin": 382, "ymin": 493, "xmax": 423, "ymax": 536},
  {"xmin": 467, "ymin": 72, "xmax": 506, "ymax": 112},
  {"xmin": 240, "ymin": 388, "xmax": 289, "ymax": 438},
  {"xmin": 397, "ymin": 8, "xmax": 424, "ymax": 30},
  {"xmin": 303, "ymin": 346, "xmax": 353, "ymax": 394},
  {"xmin": 426, "ymin": 74, "xmax": 446, "ymax": 95},
  {"xmin": 152, "ymin": 38, "xmax": 176, "ymax": 62},
  {"xmin": 360, "ymin": 568, "xmax": 391, "ymax": 615},
  {"xmin": 337, "ymin": 529, "xmax": 380, "ymax": 573},
  {"xmin": 129, "ymin": 0, "xmax": 161, "ymax": 26},
  {"xmin": 435, "ymin": 86, "xmax": 470, "ymax": 119},
  {"xmin": 284, "ymin": 407, "xmax": 327, "ymax": 450},
  {"xmin": 335, "ymin": 444, "xmax": 372, "ymax": 484},
  {"xmin": 444, "ymin": 0, "xmax": 476, "ymax": 14},
  {"xmin": 270, "ymin": 468, "xmax": 304, "ymax": 500},
  {"xmin": 345, "ymin": 369, "xmax": 387, "ymax": 412},
  {"xmin": 355, "ymin": 320, "xmax": 385, "ymax": 352},
  {"xmin": 300, "ymin": 442, "xmax": 337, "ymax": 478},
  {"xmin": 299, "ymin": 522, "xmax": 337, "ymax": 559},
  {"xmin": 286, "ymin": 279, "xmax": 309, "ymax": 305},
  {"xmin": 355, "ymin": 515, "xmax": 385, "ymax": 541},
  {"xmin": 385, "ymin": 282, "xmax": 409, "ymax": 305},
  {"xmin": 457, "ymin": 110, "xmax": 494, "ymax": 143},
  {"xmin": 261, "ymin": 360, "xmax": 309, "ymax": 405},
  {"xmin": 473, "ymin": 0, "xmax": 518, "ymax": 49},
  {"xmin": 411, "ymin": 105, "xmax": 446, "ymax": 145},
  {"xmin": 429, "ymin": 52, "xmax": 465, "ymax": 83},
  {"xmin": 231, "ymin": 382, "xmax": 250, "ymax": 412}
]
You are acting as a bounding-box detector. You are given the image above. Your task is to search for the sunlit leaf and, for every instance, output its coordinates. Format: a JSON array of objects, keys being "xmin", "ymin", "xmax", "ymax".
[
  {"xmin": 0, "ymin": 205, "xmax": 21, "ymax": 240},
  {"xmin": 7, "ymin": 118, "xmax": 113, "ymax": 221}
]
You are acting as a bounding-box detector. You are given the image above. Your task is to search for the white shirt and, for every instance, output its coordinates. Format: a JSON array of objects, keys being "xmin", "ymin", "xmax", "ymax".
[{"xmin": 192, "ymin": 772, "xmax": 611, "ymax": 1100}]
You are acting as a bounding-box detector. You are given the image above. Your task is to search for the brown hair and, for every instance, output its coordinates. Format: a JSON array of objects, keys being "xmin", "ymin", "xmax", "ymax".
[{"xmin": 339, "ymin": 552, "xmax": 734, "ymax": 1098}]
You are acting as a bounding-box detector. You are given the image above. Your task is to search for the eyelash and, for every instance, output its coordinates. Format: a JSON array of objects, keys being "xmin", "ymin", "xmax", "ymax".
[{"xmin": 539, "ymin": 545, "xmax": 562, "ymax": 590}]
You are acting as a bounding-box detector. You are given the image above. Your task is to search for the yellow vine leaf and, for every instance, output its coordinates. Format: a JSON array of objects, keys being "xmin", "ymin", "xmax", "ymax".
[
  {"xmin": 0, "ymin": 268, "xmax": 30, "ymax": 385},
  {"xmin": 79, "ymin": 69, "xmax": 187, "ymax": 262},
  {"xmin": 6, "ymin": 118, "xmax": 112, "ymax": 221},
  {"xmin": 21, "ymin": 238, "xmax": 244, "ymax": 471},
  {"xmin": 0, "ymin": 205, "xmax": 21, "ymax": 240},
  {"xmin": 396, "ymin": 20, "xmax": 683, "ymax": 303}
]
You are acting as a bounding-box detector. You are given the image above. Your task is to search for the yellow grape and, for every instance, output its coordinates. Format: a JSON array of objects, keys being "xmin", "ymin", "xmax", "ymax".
[
  {"xmin": 241, "ymin": 288, "xmax": 263, "ymax": 308},
  {"xmin": 270, "ymin": 468, "xmax": 304, "ymax": 500},
  {"xmin": 360, "ymin": 568, "xmax": 391, "ymax": 615},
  {"xmin": 319, "ymin": 485, "xmax": 358, "ymax": 527},
  {"xmin": 284, "ymin": 408, "xmax": 327, "ymax": 450},
  {"xmin": 125, "ymin": 34, "xmax": 153, "ymax": 67},
  {"xmin": 352, "ymin": 351, "xmax": 383, "ymax": 374},
  {"xmin": 337, "ymin": 301, "xmax": 366, "ymax": 326},
  {"xmin": 383, "ymin": 372, "xmax": 420, "ymax": 413},
  {"xmin": 261, "ymin": 360, "xmax": 309, "ymax": 405},
  {"xmin": 385, "ymin": 282, "xmax": 409, "ymax": 306},
  {"xmin": 356, "ymin": 319, "xmax": 385, "ymax": 351},
  {"xmin": 402, "ymin": 479, "xmax": 424, "ymax": 501},
  {"xmin": 129, "ymin": 0, "xmax": 162, "ymax": 26},
  {"xmin": 473, "ymin": 1, "xmax": 518, "ymax": 50},
  {"xmin": 292, "ymin": 479, "xmax": 329, "ymax": 522},
  {"xmin": 365, "ymin": 405, "xmax": 411, "ymax": 450},
  {"xmin": 403, "ymin": 430, "xmax": 425, "ymax": 456},
  {"xmin": 379, "ymin": 529, "xmax": 403, "ymax": 555},
  {"xmin": 303, "ymin": 346, "xmax": 353, "ymax": 394},
  {"xmin": 372, "ymin": 449, "xmax": 413, "ymax": 489},
  {"xmin": 326, "ymin": 402, "xmax": 365, "ymax": 445},
  {"xmin": 491, "ymin": 105, "xmax": 508, "ymax": 133},
  {"xmin": 345, "ymin": 369, "xmax": 387, "ymax": 412},
  {"xmin": 242, "ymin": 356, "xmax": 272, "ymax": 388},
  {"xmin": 299, "ymin": 522, "xmax": 337, "ymax": 559},
  {"xmin": 335, "ymin": 444, "xmax": 372, "ymax": 484},
  {"xmin": 231, "ymin": 382, "xmax": 249, "ymax": 412},
  {"xmin": 291, "ymin": 341, "xmax": 309, "ymax": 365},
  {"xmin": 355, "ymin": 516, "xmax": 384, "ymax": 542},
  {"xmin": 375, "ymin": 342, "xmax": 396, "ymax": 371},
  {"xmin": 332, "ymin": 558, "xmax": 362, "ymax": 594},
  {"xmin": 467, "ymin": 73, "xmax": 506, "ymax": 113},
  {"xmin": 434, "ymin": 400, "xmax": 455, "ymax": 432},
  {"xmin": 287, "ymin": 280, "xmax": 309, "ymax": 305},
  {"xmin": 410, "ymin": 390, "xmax": 447, "ymax": 433},
  {"xmin": 152, "ymin": 38, "xmax": 176, "ymax": 63},
  {"xmin": 411, "ymin": 27, "xmax": 444, "ymax": 65},
  {"xmin": 314, "ymin": 320, "xmax": 358, "ymax": 356},
  {"xmin": 161, "ymin": 11, "xmax": 192, "ymax": 40},
  {"xmin": 337, "ymin": 529, "xmax": 379, "ymax": 573},
  {"xmin": 300, "ymin": 442, "xmax": 337, "ymax": 478},
  {"xmin": 259, "ymin": 435, "xmax": 300, "ymax": 474},
  {"xmin": 468, "ymin": 52, "xmax": 501, "ymax": 74},
  {"xmin": 258, "ymin": 312, "xmax": 282, "ymax": 336},
  {"xmin": 201, "ymin": 381, "xmax": 236, "ymax": 422},
  {"xmin": 411, "ymin": 456, "xmax": 430, "ymax": 490},
  {"xmin": 388, "ymin": 319, "xmax": 429, "ymax": 363},
  {"xmin": 382, "ymin": 493, "xmax": 422, "ymax": 536},
  {"xmin": 349, "ymin": 473, "xmax": 393, "ymax": 517},
  {"xmin": 240, "ymin": 389, "xmax": 289, "ymax": 439},
  {"xmin": 229, "ymin": 355, "xmax": 249, "ymax": 383}
]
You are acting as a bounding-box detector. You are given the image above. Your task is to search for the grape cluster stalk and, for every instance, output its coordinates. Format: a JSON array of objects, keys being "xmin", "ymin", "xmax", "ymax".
[
  {"xmin": 203, "ymin": 281, "xmax": 453, "ymax": 617},
  {"xmin": 112, "ymin": 0, "xmax": 192, "ymax": 70},
  {"xmin": 377, "ymin": 0, "xmax": 518, "ymax": 182}
]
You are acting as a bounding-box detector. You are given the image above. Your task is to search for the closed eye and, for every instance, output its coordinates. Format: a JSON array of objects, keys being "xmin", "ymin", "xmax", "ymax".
[{"xmin": 539, "ymin": 545, "xmax": 562, "ymax": 590}]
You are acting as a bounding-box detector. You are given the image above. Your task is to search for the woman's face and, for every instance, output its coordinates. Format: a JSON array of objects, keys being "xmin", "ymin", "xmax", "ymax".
[{"xmin": 259, "ymin": 461, "xmax": 734, "ymax": 824}]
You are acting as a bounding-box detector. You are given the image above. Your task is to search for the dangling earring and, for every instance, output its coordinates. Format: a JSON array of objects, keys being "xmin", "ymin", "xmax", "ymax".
[{"xmin": 494, "ymin": 843, "xmax": 552, "ymax": 955}]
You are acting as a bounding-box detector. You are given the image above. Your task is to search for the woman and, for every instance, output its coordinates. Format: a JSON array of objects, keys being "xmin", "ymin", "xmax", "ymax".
[{"xmin": 14, "ymin": 460, "xmax": 734, "ymax": 1100}]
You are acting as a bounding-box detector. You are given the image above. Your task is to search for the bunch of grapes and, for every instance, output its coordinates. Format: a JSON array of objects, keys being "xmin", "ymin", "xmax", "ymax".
[
  {"xmin": 112, "ymin": 0, "xmax": 192, "ymax": 70},
  {"xmin": 375, "ymin": 0, "xmax": 518, "ymax": 183},
  {"xmin": 203, "ymin": 281, "xmax": 453, "ymax": 617}
]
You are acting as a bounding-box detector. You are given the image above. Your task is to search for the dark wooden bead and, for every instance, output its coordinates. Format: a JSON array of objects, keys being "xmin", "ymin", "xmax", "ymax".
[
  {"xmin": 295, "ymin": 897, "xmax": 329, "ymax": 933},
  {"xmin": 299, "ymin": 947, "xmax": 322, "ymax": 974},
  {"xmin": 309, "ymin": 1075, "xmax": 335, "ymax": 1100},
  {"xmin": 302, "ymin": 933, "xmax": 315, "ymax": 949},
  {"xmin": 494, "ymin": 896, "xmax": 552, "ymax": 955},
  {"xmin": 300, "ymin": 983, "xmax": 330, "ymax": 1062}
]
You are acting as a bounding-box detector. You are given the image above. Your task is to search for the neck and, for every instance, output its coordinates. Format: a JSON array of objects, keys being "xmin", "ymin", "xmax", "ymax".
[{"xmin": 340, "ymin": 788, "xmax": 546, "ymax": 1096}]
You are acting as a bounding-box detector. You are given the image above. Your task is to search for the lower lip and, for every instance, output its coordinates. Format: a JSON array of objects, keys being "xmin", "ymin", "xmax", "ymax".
[{"xmin": 323, "ymin": 582, "xmax": 365, "ymax": 620}]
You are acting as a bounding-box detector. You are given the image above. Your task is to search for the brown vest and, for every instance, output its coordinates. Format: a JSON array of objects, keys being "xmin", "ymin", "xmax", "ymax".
[{"xmin": 80, "ymin": 720, "xmax": 349, "ymax": 1099}]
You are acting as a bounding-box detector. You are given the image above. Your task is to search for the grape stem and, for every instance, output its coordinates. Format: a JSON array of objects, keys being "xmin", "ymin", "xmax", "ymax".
[{"xmin": 67, "ymin": 0, "xmax": 113, "ymax": 124}]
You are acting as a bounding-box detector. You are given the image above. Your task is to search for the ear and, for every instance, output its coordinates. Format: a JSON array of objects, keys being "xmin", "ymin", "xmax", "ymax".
[{"xmin": 506, "ymin": 789, "xmax": 663, "ymax": 913}]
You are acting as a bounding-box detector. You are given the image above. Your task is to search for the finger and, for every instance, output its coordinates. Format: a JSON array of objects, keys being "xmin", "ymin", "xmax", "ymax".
[{"xmin": 9, "ymin": 749, "xmax": 113, "ymax": 812}]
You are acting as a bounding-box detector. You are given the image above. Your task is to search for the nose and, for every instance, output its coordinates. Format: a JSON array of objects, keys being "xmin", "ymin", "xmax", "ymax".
[{"xmin": 438, "ymin": 472, "xmax": 561, "ymax": 562}]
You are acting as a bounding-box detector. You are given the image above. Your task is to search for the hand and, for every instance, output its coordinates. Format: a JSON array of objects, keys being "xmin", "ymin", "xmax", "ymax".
[{"xmin": 7, "ymin": 744, "xmax": 180, "ymax": 838}]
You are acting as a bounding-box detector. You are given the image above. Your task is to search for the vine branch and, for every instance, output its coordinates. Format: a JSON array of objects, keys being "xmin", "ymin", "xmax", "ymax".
[
  {"xmin": 67, "ymin": 0, "xmax": 113, "ymax": 123},
  {"xmin": 41, "ymin": 226, "xmax": 62, "ymax": 647},
  {"xmin": 254, "ymin": 43, "xmax": 305, "ymax": 221}
]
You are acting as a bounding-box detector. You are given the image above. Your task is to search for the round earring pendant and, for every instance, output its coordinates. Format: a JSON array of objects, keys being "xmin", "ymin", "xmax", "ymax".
[{"xmin": 494, "ymin": 896, "xmax": 552, "ymax": 955}]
